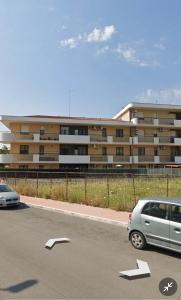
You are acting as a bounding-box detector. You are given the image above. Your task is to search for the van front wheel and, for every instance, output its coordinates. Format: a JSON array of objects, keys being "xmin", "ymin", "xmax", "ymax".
[{"xmin": 130, "ymin": 231, "xmax": 146, "ymax": 250}]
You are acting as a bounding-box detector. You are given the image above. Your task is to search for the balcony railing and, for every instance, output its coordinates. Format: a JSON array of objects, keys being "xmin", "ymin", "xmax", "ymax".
[
  {"xmin": 159, "ymin": 136, "xmax": 172, "ymax": 143},
  {"xmin": 138, "ymin": 156, "xmax": 154, "ymax": 162},
  {"xmin": 113, "ymin": 155, "xmax": 130, "ymax": 162},
  {"xmin": 112, "ymin": 136, "xmax": 130, "ymax": 143},
  {"xmin": 40, "ymin": 133, "xmax": 59, "ymax": 141},
  {"xmin": 138, "ymin": 136, "xmax": 154, "ymax": 143},
  {"xmin": 90, "ymin": 135, "xmax": 107, "ymax": 142},
  {"xmin": 90, "ymin": 155, "xmax": 108, "ymax": 162},
  {"xmin": 159, "ymin": 118, "xmax": 175, "ymax": 125},
  {"xmin": 159, "ymin": 155, "xmax": 174, "ymax": 163},
  {"xmin": 137, "ymin": 117, "xmax": 153, "ymax": 124},
  {"xmin": 15, "ymin": 132, "xmax": 34, "ymax": 140},
  {"xmin": 39, "ymin": 154, "xmax": 59, "ymax": 162},
  {"xmin": 13, "ymin": 154, "xmax": 33, "ymax": 162},
  {"xmin": 60, "ymin": 131, "xmax": 88, "ymax": 136},
  {"xmin": 132, "ymin": 117, "xmax": 180, "ymax": 126}
]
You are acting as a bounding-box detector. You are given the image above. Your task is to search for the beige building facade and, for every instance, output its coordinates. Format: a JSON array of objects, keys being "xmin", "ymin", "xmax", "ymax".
[{"xmin": 0, "ymin": 102, "xmax": 181, "ymax": 170}]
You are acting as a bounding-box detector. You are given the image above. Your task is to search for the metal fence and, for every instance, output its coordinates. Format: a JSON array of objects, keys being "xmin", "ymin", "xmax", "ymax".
[{"xmin": 1, "ymin": 171, "xmax": 181, "ymax": 211}]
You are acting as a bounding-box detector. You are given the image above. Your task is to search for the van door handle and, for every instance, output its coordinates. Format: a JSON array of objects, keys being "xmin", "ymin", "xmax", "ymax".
[
  {"xmin": 174, "ymin": 228, "xmax": 181, "ymax": 233},
  {"xmin": 145, "ymin": 221, "xmax": 150, "ymax": 225}
]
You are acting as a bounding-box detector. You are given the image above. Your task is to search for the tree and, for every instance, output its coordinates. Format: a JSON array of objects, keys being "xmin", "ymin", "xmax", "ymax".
[{"xmin": 0, "ymin": 145, "xmax": 10, "ymax": 154}]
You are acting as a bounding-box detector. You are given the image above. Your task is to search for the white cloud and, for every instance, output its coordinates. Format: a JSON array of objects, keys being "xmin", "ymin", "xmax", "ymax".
[
  {"xmin": 49, "ymin": 7, "xmax": 55, "ymax": 12},
  {"xmin": 59, "ymin": 38, "xmax": 77, "ymax": 49},
  {"xmin": 96, "ymin": 45, "xmax": 110, "ymax": 55},
  {"xmin": 59, "ymin": 26, "xmax": 163, "ymax": 68},
  {"xmin": 113, "ymin": 43, "xmax": 159, "ymax": 68},
  {"xmin": 153, "ymin": 43, "xmax": 165, "ymax": 50},
  {"xmin": 59, "ymin": 25, "xmax": 116, "ymax": 49},
  {"xmin": 61, "ymin": 25, "xmax": 67, "ymax": 30},
  {"xmin": 136, "ymin": 87, "xmax": 181, "ymax": 104},
  {"xmin": 86, "ymin": 25, "xmax": 115, "ymax": 42}
]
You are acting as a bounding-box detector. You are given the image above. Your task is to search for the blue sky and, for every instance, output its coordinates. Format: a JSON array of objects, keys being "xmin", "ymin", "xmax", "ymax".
[{"xmin": 0, "ymin": 0, "xmax": 181, "ymax": 126}]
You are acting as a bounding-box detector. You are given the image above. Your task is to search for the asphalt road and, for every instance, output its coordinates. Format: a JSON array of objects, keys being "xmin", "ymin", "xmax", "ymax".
[{"xmin": 0, "ymin": 204, "xmax": 180, "ymax": 299}]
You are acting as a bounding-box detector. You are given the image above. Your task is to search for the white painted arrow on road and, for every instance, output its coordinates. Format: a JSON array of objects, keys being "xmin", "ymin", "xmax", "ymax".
[
  {"xmin": 120, "ymin": 260, "xmax": 151, "ymax": 278},
  {"xmin": 45, "ymin": 238, "xmax": 70, "ymax": 249}
]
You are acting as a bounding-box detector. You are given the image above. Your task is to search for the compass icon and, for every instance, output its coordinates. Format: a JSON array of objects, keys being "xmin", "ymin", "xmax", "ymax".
[{"xmin": 159, "ymin": 277, "xmax": 177, "ymax": 296}]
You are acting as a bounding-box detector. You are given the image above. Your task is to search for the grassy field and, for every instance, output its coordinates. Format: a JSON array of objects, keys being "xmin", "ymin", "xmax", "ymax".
[{"xmin": 7, "ymin": 176, "xmax": 181, "ymax": 211}]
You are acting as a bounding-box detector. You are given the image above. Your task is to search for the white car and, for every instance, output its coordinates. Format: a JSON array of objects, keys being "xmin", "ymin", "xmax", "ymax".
[{"xmin": 0, "ymin": 183, "xmax": 20, "ymax": 207}]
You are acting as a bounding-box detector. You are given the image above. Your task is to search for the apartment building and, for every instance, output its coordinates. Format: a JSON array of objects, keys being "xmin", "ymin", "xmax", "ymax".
[{"xmin": 0, "ymin": 102, "xmax": 181, "ymax": 170}]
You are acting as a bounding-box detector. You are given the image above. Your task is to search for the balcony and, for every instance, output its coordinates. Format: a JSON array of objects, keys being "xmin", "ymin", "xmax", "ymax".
[
  {"xmin": 158, "ymin": 118, "xmax": 174, "ymax": 125},
  {"xmin": 89, "ymin": 155, "xmax": 131, "ymax": 163},
  {"xmin": 90, "ymin": 135, "xmax": 107, "ymax": 143},
  {"xmin": 132, "ymin": 135, "xmax": 177, "ymax": 144},
  {"xmin": 12, "ymin": 154, "xmax": 34, "ymax": 163},
  {"xmin": 175, "ymin": 156, "xmax": 181, "ymax": 164},
  {"xmin": 39, "ymin": 133, "xmax": 59, "ymax": 141},
  {"xmin": 138, "ymin": 155, "xmax": 154, "ymax": 162},
  {"xmin": 39, "ymin": 154, "xmax": 59, "ymax": 162},
  {"xmin": 174, "ymin": 120, "xmax": 181, "ymax": 127},
  {"xmin": 174, "ymin": 138, "xmax": 181, "ymax": 145},
  {"xmin": 133, "ymin": 155, "xmax": 156, "ymax": 163},
  {"xmin": 0, "ymin": 154, "xmax": 12, "ymax": 164},
  {"xmin": 138, "ymin": 136, "xmax": 154, "ymax": 143},
  {"xmin": 90, "ymin": 155, "xmax": 108, "ymax": 162},
  {"xmin": 59, "ymin": 134, "xmax": 90, "ymax": 144},
  {"xmin": 133, "ymin": 155, "xmax": 180, "ymax": 164},
  {"xmin": 131, "ymin": 117, "xmax": 181, "ymax": 127},
  {"xmin": 59, "ymin": 155, "xmax": 90, "ymax": 164},
  {"xmin": 133, "ymin": 136, "xmax": 154, "ymax": 144},
  {"xmin": 0, "ymin": 132, "xmax": 14, "ymax": 143},
  {"xmin": 113, "ymin": 155, "xmax": 131, "ymax": 163},
  {"xmin": 159, "ymin": 136, "xmax": 173, "ymax": 143},
  {"xmin": 131, "ymin": 117, "xmax": 153, "ymax": 125},
  {"xmin": 159, "ymin": 155, "xmax": 174, "ymax": 163},
  {"xmin": 112, "ymin": 136, "xmax": 130, "ymax": 143}
]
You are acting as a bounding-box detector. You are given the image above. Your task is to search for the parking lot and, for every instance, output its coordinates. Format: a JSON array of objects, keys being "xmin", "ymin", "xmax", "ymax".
[{"xmin": 0, "ymin": 204, "xmax": 180, "ymax": 299}]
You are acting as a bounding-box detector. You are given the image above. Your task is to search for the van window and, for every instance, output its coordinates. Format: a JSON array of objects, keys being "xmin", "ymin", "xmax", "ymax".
[
  {"xmin": 142, "ymin": 202, "xmax": 168, "ymax": 219},
  {"xmin": 170, "ymin": 205, "xmax": 181, "ymax": 223}
]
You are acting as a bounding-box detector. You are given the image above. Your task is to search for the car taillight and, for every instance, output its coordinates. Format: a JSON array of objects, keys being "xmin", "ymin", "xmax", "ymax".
[{"xmin": 129, "ymin": 213, "xmax": 132, "ymax": 224}]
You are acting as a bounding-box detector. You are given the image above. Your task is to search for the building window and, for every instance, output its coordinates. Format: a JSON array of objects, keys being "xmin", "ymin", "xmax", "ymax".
[
  {"xmin": 116, "ymin": 128, "xmax": 124, "ymax": 137},
  {"xmin": 60, "ymin": 127, "xmax": 69, "ymax": 135},
  {"xmin": 102, "ymin": 128, "xmax": 107, "ymax": 137},
  {"xmin": 154, "ymin": 147, "xmax": 158, "ymax": 156},
  {"xmin": 102, "ymin": 147, "xmax": 107, "ymax": 155},
  {"xmin": 138, "ymin": 147, "xmax": 145, "ymax": 156},
  {"xmin": 39, "ymin": 145, "xmax": 44, "ymax": 155},
  {"xmin": 20, "ymin": 145, "xmax": 29, "ymax": 154},
  {"xmin": 116, "ymin": 147, "xmax": 124, "ymax": 156},
  {"xmin": 40, "ymin": 126, "xmax": 45, "ymax": 135}
]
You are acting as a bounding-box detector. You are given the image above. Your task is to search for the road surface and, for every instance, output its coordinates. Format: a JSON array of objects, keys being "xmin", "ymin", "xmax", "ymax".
[{"xmin": 0, "ymin": 204, "xmax": 180, "ymax": 299}]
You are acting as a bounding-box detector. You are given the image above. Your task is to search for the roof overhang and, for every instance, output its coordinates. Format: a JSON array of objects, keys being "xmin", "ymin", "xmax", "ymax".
[
  {"xmin": 0, "ymin": 115, "xmax": 131, "ymax": 129},
  {"xmin": 113, "ymin": 102, "xmax": 181, "ymax": 119}
]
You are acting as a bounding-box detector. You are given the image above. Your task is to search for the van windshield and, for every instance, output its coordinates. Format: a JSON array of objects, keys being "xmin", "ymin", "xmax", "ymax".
[{"xmin": 0, "ymin": 185, "xmax": 13, "ymax": 193}]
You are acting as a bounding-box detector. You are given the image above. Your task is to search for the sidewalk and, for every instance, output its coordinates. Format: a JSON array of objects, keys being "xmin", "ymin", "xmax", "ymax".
[{"xmin": 21, "ymin": 196, "xmax": 129, "ymax": 227}]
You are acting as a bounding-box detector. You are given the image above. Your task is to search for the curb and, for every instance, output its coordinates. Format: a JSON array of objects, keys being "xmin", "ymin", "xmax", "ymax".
[{"xmin": 23, "ymin": 202, "xmax": 128, "ymax": 228}]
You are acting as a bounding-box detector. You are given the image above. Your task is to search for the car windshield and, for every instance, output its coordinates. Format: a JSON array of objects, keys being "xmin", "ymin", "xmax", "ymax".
[{"xmin": 0, "ymin": 184, "xmax": 13, "ymax": 193}]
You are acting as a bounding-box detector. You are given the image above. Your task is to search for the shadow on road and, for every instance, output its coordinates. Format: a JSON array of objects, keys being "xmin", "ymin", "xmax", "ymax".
[
  {"xmin": 0, "ymin": 279, "xmax": 38, "ymax": 293},
  {"xmin": 0, "ymin": 202, "xmax": 30, "ymax": 211},
  {"xmin": 146, "ymin": 245, "xmax": 181, "ymax": 259}
]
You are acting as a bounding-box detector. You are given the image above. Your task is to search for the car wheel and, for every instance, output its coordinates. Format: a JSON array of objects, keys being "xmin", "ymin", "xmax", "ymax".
[{"xmin": 130, "ymin": 231, "xmax": 146, "ymax": 250}]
